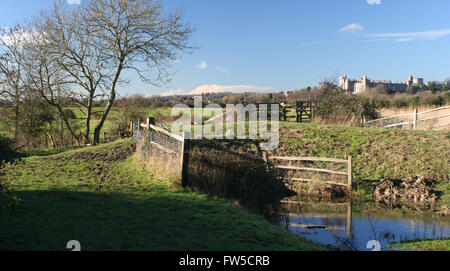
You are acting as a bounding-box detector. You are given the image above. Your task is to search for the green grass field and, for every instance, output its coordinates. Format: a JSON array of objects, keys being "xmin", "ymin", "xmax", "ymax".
[
  {"xmin": 0, "ymin": 139, "xmax": 327, "ymax": 251},
  {"xmin": 389, "ymin": 239, "xmax": 450, "ymax": 251}
]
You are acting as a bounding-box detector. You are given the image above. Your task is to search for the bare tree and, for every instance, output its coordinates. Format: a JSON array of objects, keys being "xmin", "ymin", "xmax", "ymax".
[
  {"xmin": 22, "ymin": 24, "xmax": 82, "ymax": 146},
  {"xmin": 0, "ymin": 26, "xmax": 28, "ymax": 140},
  {"xmin": 32, "ymin": 0, "xmax": 194, "ymax": 145},
  {"xmin": 35, "ymin": 1, "xmax": 110, "ymax": 144},
  {"xmin": 85, "ymin": 0, "xmax": 194, "ymax": 145}
]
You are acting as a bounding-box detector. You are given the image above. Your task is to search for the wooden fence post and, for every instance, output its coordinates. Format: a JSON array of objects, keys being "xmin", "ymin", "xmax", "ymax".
[
  {"xmin": 346, "ymin": 198, "xmax": 352, "ymax": 237},
  {"xmin": 181, "ymin": 132, "xmax": 191, "ymax": 187},
  {"xmin": 413, "ymin": 109, "xmax": 418, "ymax": 130},
  {"xmin": 347, "ymin": 155, "xmax": 353, "ymax": 192}
]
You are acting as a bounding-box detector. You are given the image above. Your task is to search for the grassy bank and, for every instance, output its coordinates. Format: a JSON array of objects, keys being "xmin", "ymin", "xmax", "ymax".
[
  {"xmin": 389, "ymin": 239, "xmax": 450, "ymax": 251},
  {"xmin": 0, "ymin": 139, "xmax": 326, "ymax": 251},
  {"xmin": 276, "ymin": 122, "xmax": 450, "ymax": 208}
]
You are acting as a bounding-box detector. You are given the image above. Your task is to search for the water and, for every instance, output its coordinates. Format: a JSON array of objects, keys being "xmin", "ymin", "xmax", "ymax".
[{"xmin": 283, "ymin": 201, "xmax": 450, "ymax": 251}]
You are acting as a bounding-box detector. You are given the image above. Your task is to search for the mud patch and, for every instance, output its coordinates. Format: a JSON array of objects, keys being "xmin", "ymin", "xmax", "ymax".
[{"xmin": 50, "ymin": 143, "xmax": 135, "ymax": 163}]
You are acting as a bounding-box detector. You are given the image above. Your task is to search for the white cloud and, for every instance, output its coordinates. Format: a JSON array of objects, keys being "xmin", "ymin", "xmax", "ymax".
[
  {"xmin": 367, "ymin": 0, "xmax": 382, "ymax": 5},
  {"xmin": 189, "ymin": 84, "xmax": 272, "ymax": 95},
  {"xmin": 339, "ymin": 23, "xmax": 364, "ymax": 33},
  {"xmin": 367, "ymin": 29, "xmax": 450, "ymax": 41},
  {"xmin": 216, "ymin": 66, "xmax": 230, "ymax": 73},
  {"xmin": 159, "ymin": 84, "xmax": 273, "ymax": 96},
  {"xmin": 196, "ymin": 61, "xmax": 207, "ymax": 69},
  {"xmin": 67, "ymin": 0, "xmax": 81, "ymax": 4},
  {"xmin": 395, "ymin": 38, "xmax": 413, "ymax": 42},
  {"xmin": 160, "ymin": 88, "xmax": 187, "ymax": 97}
]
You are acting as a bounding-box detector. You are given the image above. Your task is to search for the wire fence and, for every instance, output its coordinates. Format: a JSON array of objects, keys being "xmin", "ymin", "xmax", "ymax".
[
  {"xmin": 363, "ymin": 105, "xmax": 450, "ymax": 131},
  {"xmin": 133, "ymin": 122, "xmax": 185, "ymax": 181}
]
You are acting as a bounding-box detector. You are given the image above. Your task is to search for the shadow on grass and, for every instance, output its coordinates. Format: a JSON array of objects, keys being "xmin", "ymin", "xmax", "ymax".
[{"xmin": 0, "ymin": 189, "xmax": 319, "ymax": 251}]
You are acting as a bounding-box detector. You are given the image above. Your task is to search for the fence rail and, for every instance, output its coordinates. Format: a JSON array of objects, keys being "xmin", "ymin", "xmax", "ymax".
[
  {"xmin": 363, "ymin": 105, "xmax": 450, "ymax": 131},
  {"xmin": 268, "ymin": 156, "xmax": 353, "ymax": 190}
]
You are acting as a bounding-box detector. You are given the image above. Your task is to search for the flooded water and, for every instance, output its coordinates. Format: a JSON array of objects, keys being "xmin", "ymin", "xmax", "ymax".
[{"xmin": 283, "ymin": 201, "xmax": 450, "ymax": 251}]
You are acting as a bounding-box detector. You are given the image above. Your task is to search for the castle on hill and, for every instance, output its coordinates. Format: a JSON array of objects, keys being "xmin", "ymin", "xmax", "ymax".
[{"xmin": 339, "ymin": 75, "xmax": 424, "ymax": 93}]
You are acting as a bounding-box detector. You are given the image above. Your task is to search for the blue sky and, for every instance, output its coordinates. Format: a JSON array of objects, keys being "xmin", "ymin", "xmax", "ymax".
[{"xmin": 1, "ymin": 0, "xmax": 450, "ymax": 96}]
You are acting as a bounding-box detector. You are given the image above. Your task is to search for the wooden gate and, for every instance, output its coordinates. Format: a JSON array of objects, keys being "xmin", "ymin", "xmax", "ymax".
[{"xmin": 296, "ymin": 101, "xmax": 313, "ymax": 123}]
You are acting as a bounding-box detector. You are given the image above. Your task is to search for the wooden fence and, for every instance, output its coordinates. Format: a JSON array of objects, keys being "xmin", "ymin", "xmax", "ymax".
[
  {"xmin": 363, "ymin": 105, "xmax": 450, "ymax": 130},
  {"xmin": 268, "ymin": 155, "xmax": 353, "ymax": 190}
]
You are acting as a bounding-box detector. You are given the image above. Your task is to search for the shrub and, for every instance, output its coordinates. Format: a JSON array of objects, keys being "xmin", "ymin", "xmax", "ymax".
[
  {"xmin": 443, "ymin": 91, "xmax": 450, "ymax": 104},
  {"xmin": 409, "ymin": 96, "xmax": 421, "ymax": 107},
  {"xmin": 393, "ymin": 99, "xmax": 409, "ymax": 108},
  {"xmin": 0, "ymin": 135, "xmax": 19, "ymax": 212},
  {"xmin": 425, "ymin": 95, "xmax": 446, "ymax": 107},
  {"xmin": 0, "ymin": 135, "xmax": 15, "ymax": 164},
  {"xmin": 0, "ymin": 175, "xmax": 19, "ymax": 212},
  {"xmin": 314, "ymin": 88, "xmax": 379, "ymax": 125}
]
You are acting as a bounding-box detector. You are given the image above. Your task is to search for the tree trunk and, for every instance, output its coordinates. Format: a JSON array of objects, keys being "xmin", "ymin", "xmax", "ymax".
[
  {"xmin": 60, "ymin": 118, "xmax": 64, "ymax": 148},
  {"xmin": 93, "ymin": 63, "xmax": 123, "ymax": 145},
  {"xmin": 84, "ymin": 92, "xmax": 94, "ymax": 144},
  {"xmin": 93, "ymin": 91, "xmax": 115, "ymax": 145},
  {"xmin": 84, "ymin": 109, "xmax": 91, "ymax": 145},
  {"xmin": 13, "ymin": 102, "xmax": 19, "ymax": 142},
  {"xmin": 55, "ymin": 105, "xmax": 81, "ymax": 146}
]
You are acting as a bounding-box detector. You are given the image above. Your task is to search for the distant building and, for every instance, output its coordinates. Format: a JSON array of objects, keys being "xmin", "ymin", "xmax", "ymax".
[
  {"xmin": 339, "ymin": 74, "xmax": 424, "ymax": 93},
  {"xmin": 318, "ymin": 82, "xmax": 337, "ymax": 89}
]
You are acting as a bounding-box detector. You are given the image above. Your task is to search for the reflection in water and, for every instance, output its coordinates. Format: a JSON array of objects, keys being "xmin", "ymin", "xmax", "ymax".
[{"xmin": 284, "ymin": 199, "xmax": 450, "ymax": 251}]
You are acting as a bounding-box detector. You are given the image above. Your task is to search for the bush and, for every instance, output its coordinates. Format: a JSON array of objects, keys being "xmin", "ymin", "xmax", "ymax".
[
  {"xmin": 409, "ymin": 96, "xmax": 421, "ymax": 107},
  {"xmin": 0, "ymin": 135, "xmax": 19, "ymax": 212},
  {"xmin": 0, "ymin": 135, "xmax": 15, "ymax": 164},
  {"xmin": 0, "ymin": 175, "xmax": 19, "ymax": 212},
  {"xmin": 314, "ymin": 88, "xmax": 379, "ymax": 125},
  {"xmin": 443, "ymin": 92, "xmax": 450, "ymax": 104},
  {"xmin": 425, "ymin": 95, "xmax": 446, "ymax": 107}
]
